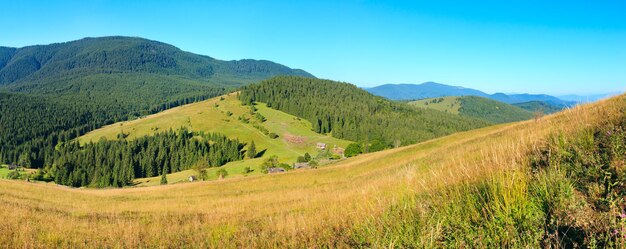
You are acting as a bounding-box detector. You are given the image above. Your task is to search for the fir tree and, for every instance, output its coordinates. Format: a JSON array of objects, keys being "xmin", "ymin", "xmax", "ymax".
[
  {"xmin": 247, "ymin": 141, "xmax": 257, "ymax": 159},
  {"xmin": 160, "ymin": 165, "xmax": 168, "ymax": 185}
]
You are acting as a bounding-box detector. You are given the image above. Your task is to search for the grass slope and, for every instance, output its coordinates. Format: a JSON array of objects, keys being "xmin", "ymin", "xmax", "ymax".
[
  {"xmin": 407, "ymin": 96, "xmax": 462, "ymax": 114},
  {"xmin": 409, "ymin": 95, "xmax": 535, "ymax": 123},
  {"xmin": 1, "ymin": 94, "xmax": 623, "ymax": 247},
  {"xmin": 80, "ymin": 93, "xmax": 351, "ymax": 186}
]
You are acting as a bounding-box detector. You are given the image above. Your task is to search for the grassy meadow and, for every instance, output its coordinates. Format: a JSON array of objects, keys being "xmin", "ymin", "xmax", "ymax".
[
  {"xmin": 409, "ymin": 96, "xmax": 462, "ymax": 114},
  {"xmin": 0, "ymin": 94, "xmax": 624, "ymax": 247},
  {"xmin": 409, "ymin": 95, "xmax": 535, "ymax": 124},
  {"xmin": 79, "ymin": 93, "xmax": 351, "ymax": 186}
]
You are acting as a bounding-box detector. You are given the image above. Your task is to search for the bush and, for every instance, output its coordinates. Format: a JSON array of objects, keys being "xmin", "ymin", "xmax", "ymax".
[
  {"xmin": 260, "ymin": 155, "xmax": 280, "ymax": 173},
  {"xmin": 253, "ymin": 124, "xmax": 269, "ymax": 135},
  {"xmin": 345, "ymin": 143, "xmax": 363, "ymax": 157},
  {"xmin": 117, "ymin": 132, "xmax": 128, "ymax": 140},
  {"xmin": 7, "ymin": 171, "xmax": 20, "ymax": 180},
  {"xmin": 243, "ymin": 166, "xmax": 252, "ymax": 174},
  {"xmin": 367, "ymin": 140, "xmax": 387, "ymax": 153},
  {"xmin": 238, "ymin": 116, "xmax": 250, "ymax": 123},
  {"xmin": 269, "ymin": 133, "xmax": 279, "ymax": 139},
  {"xmin": 255, "ymin": 113, "xmax": 266, "ymax": 122},
  {"xmin": 216, "ymin": 168, "xmax": 228, "ymax": 178},
  {"xmin": 279, "ymin": 163, "xmax": 292, "ymax": 171}
]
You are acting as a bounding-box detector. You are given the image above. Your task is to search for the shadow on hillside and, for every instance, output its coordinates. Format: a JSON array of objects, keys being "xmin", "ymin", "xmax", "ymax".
[{"xmin": 256, "ymin": 149, "xmax": 267, "ymax": 158}]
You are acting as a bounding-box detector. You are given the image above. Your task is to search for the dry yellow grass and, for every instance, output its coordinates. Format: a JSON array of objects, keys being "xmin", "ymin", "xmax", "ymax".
[{"xmin": 1, "ymin": 94, "xmax": 623, "ymax": 248}]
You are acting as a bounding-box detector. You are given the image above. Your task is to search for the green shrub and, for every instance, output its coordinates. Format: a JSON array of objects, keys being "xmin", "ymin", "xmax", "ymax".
[
  {"xmin": 243, "ymin": 167, "xmax": 252, "ymax": 174},
  {"xmin": 345, "ymin": 143, "xmax": 362, "ymax": 157},
  {"xmin": 216, "ymin": 168, "xmax": 228, "ymax": 178},
  {"xmin": 7, "ymin": 171, "xmax": 21, "ymax": 180}
]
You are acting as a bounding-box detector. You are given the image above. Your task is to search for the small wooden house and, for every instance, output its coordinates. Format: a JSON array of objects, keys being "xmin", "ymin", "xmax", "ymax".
[
  {"xmin": 316, "ymin": 142, "xmax": 327, "ymax": 150},
  {"xmin": 189, "ymin": 175, "xmax": 197, "ymax": 182},
  {"xmin": 332, "ymin": 146, "xmax": 345, "ymax": 156},
  {"xmin": 267, "ymin": 167, "xmax": 286, "ymax": 174},
  {"xmin": 8, "ymin": 164, "xmax": 18, "ymax": 170}
]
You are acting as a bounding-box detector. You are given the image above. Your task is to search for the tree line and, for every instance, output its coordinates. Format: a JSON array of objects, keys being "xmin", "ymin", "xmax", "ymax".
[{"xmin": 48, "ymin": 128, "xmax": 243, "ymax": 188}]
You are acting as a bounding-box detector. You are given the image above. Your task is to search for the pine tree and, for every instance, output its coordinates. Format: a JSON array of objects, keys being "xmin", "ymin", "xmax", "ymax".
[
  {"xmin": 247, "ymin": 141, "xmax": 257, "ymax": 159},
  {"xmin": 160, "ymin": 165, "xmax": 168, "ymax": 185}
]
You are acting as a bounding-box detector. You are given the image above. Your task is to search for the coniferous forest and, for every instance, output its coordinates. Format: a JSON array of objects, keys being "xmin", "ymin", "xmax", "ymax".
[
  {"xmin": 239, "ymin": 76, "xmax": 490, "ymax": 146},
  {"xmin": 49, "ymin": 128, "xmax": 243, "ymax": 187},
  {"xmin": 0, "ymin": 90, "xmax": 222, "ymax": 169}
]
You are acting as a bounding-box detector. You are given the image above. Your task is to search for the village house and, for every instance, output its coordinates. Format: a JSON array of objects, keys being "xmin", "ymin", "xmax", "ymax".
[
  {"xmin": 316, "ymin": 142, "xmax": 326, "ymax": 150},
  {"xmin": 332, "ymin": 146, "xmax": 345, "ymax": 156},
  {"xmin": 188, "ymin": 175, "xmax": 197, "ymax": 182},
  {"xmin": 294, "ymin": 162, "xmax": 310, "ymax": 169},
  {"xmin": 267, "ymin": 167, "xmax": 286, "ymax": 174}
]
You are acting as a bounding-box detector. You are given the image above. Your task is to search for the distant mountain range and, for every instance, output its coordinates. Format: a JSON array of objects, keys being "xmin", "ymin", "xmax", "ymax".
[
  {"xmin": 558, "ymin": 92, "xmax": 622, "ymax": 103},
  {"xmin": 365, "ymin": 82, "xmax": 588, "ymax": 107}
]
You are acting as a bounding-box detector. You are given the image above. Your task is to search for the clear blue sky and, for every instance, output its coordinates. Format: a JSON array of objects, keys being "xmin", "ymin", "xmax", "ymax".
[{"xmin": 1, "ymin": 0, "xmax": 625, "ymax": 95}]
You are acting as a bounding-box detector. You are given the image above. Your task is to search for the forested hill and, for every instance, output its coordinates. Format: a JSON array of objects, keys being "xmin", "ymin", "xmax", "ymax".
[
  {"xmin": 239, "ymin": 76, "xmax": 490, "ymax": 146},
  {"xmin": 0, "ymin": 36, "xmax": 313, "ymax": 168},
  {"xmin": 0, "ymin": 36, "xmax": 313, "ymax": 89}
]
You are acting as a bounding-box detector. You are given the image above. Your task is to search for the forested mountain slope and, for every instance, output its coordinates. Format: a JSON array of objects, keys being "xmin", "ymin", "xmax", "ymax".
[
  {"xmin": 0, "ymin": 37, "xmax": 313, "ymax": 169},
  {"xmin": 0, "ymin": 36, "xmax": 312, "ymax": 88},
  {"xmin": 409, "ymin": 96, "xmax": 535, "ymax": 123},
  {"xmin": 239, "ymin": 76, "xmax": 490, "ymax": 146}
]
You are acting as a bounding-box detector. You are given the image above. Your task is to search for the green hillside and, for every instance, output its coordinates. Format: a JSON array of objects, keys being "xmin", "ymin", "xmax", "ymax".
[
  {"xmin": 409, "ymin": 96, "xmax": 535, "ymax": 123},
  {"xmin": 239, "ymin": 76, "xmax": 490, "ymax": 147},
  {"xmin": 407, "ymin": 96, "xmax": 462, "ymax": 114},
  {"xmin": 79, "ymin": 93, "xmax": 352, "ymax": 187},
  {"xmin": 513, "ymin": 100, "xmax": 565, "ymax": 114},
  {"xmin": 0, "ymin": 37, "xmax": 313, "ymax": 169}
]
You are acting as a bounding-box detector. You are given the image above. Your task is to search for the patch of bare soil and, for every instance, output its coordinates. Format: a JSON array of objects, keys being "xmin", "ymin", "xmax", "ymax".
[{"xmin": 283, "ymin": 133, "xmax": 306, "ymax": 144}]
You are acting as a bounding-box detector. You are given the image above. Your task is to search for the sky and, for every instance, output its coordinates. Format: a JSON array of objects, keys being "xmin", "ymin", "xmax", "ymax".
[{"xmin": 1, "ymin": 0, "xmax": 625, "ymax": 95}]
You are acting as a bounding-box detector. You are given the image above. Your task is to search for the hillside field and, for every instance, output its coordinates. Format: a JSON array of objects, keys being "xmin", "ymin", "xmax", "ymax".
[
  {"xmin": 409, "ymin": 95, "xmax": 535, "ymax": 123},
  {"xmin": 79, "ymin": 93, "xmax": 351, "ymax": 186},
  {"xmin": 408, "ymin": 96, "xmax": 462, "ymax": 114},
  {"xmin": 2, "ymin": 93, "xmax": 623, "ymax": 247}
]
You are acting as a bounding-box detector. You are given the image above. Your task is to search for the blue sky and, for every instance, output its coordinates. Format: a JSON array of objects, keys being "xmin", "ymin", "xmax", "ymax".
[{"xmin": 1, "ymin": 0, "xmax": 625, "ymax": 95}]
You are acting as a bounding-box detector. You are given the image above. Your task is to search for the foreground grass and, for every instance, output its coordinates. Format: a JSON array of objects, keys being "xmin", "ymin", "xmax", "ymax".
[{"xmin": 0, "ymin": 94, "xmax": 624, "ymax": 247}]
